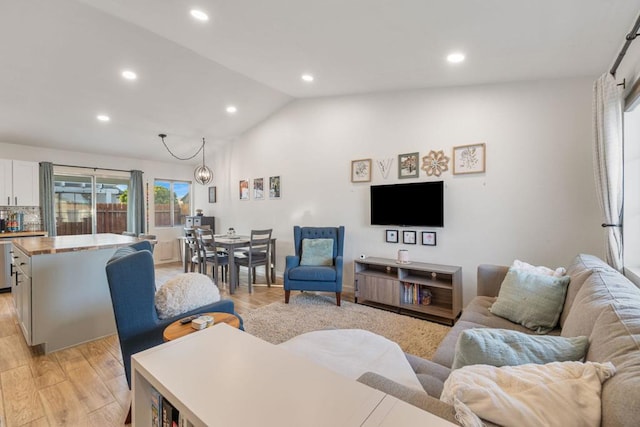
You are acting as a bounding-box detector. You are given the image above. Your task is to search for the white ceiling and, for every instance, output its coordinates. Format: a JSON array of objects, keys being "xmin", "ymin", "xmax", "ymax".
[{"xmin": 0, "ymin": 0, "xmax": 638, "ymax": 163}]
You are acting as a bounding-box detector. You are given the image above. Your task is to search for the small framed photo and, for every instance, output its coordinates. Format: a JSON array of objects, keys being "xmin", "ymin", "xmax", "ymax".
[
  {"xmin": 385, "ymin": 229, "xmax": 399, "ymax": 243},
  {"xmin": 269, "ymin": 176, "xmax": 281, "ymax": 199},
  {"xmin": 239, "ymin": 179, "xmax": 249, "ymax": 200},
  {"xmin": 421, "ymin": 231, "xmax": 437, "ymax": 246},
  {"xmin": 253, "ymin": 178, "xmax": 264, "ymax": 200},
  {"xmin": 398, "ymin": 152, "xmax": 419, "ymax": 179},
  {"xmin": 208, "ymin": 186, "xmax": 216, "ymax": 203},
  {"xmin": 453, "ymin": 143, "xmax": 486, "ymax": 174},
  {"xmin": 402, "ymin": 230, "xmax": 417, "ymax": 245},
  {"xmin": 351, "ymin": 158, "xmax": 372, "ymax": 182}
]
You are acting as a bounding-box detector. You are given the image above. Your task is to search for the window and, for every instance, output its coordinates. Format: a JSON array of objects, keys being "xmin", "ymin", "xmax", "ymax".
[
  {"xmin": 154, "ymin": 179, "xmax": 191, "ymax": 227},
  {"xmin": 54, "ymin": 170, "xmax": 129, "ymax": 236}
]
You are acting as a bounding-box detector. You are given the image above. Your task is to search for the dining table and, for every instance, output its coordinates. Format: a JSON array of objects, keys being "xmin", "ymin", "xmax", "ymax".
[{"xmin": 183, "ymin": 233, "xmax": 277, "ymax": 294}]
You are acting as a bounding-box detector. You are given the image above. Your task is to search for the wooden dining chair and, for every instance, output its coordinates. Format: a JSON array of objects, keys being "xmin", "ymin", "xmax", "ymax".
[
  {"xmin": 234, "ymin": 229, "xmax": 272, "ymax": 293},
  {"xmin": 195, "ymin": 228, "xmax": 229, "ymax": 286}
]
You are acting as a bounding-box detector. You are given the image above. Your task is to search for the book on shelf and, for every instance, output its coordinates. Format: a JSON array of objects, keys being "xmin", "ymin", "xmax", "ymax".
[
  {"xmin": 151, "ymin": 386, "xmax": 161, "ymax": 427},
  {"xmin": 162, "ymin": 397, "xmax": 180, "ymax": 427},
  {"xmin": 402, "ymin": 282, "xmax": 432, "ymax": 305}
]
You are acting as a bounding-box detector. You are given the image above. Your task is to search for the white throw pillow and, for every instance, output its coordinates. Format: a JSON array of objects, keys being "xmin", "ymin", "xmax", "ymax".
[
  {"xmin": 512, "ymin": 259, "xmax": 566, "ymax": 277},
  {"xmin": 440, "ymin": 361, "xmax": 616, "ymax": 427},
  {"xmin": 155, "ymin": 273, "xmax": 220, "ymax": 319}
]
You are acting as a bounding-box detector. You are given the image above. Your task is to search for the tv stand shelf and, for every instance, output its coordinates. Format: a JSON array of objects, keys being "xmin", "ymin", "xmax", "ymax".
[{"xmin": 354, "ymin": 257, "xmax": 462, "ymax": 326}]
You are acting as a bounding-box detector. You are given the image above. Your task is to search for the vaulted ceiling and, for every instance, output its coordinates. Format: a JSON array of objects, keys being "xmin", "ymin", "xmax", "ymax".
[{"xmin": 1, "ymin": 0, "xmax": 638, "ymax": 162}]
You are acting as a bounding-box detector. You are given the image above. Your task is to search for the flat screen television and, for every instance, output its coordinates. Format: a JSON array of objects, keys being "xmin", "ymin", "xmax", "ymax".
[{"xmin": 370, "ymin": 181, "xmax": 444, "ymax": 227}]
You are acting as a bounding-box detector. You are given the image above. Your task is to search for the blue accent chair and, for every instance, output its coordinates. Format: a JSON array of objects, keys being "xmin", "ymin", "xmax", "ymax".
[
  {"xmin": 284, "ymin": 226, "xmax": 345, "ymax": 306},
  {"xmin": 105, "ymin": 240, "xmax": 243, "ymax": 389}
]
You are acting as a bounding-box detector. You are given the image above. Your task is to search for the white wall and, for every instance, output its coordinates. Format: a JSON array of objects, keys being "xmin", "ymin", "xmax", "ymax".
[
  {"xmin": 0, "ymin": 141, "xmax": 199, "ymax": 262},
  {"xmin": 207, "ymin": 77, "xmax": 603, "ymax": 305}
]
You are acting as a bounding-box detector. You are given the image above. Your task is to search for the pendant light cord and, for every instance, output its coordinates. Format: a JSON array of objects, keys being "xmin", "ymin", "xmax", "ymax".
[{"xmin": 158, "ymin": 133, "xmax": 204, "ymax": 161}]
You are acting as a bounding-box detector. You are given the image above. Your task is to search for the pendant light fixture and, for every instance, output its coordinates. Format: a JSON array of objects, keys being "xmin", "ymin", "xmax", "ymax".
[{"xmin": 158, "ymin": 133, "xmax": 213, "ymax": 185}]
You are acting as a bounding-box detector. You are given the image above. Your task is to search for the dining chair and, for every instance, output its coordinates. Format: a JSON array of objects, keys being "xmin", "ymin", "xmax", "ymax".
[
  {"xmin": 234, "ymin": 229, "xmax": 272, "ymax": 293},
  {"xmin": 195, "ymin": 228, "xmax": 229, "ymax": 286},
  {"xmin": 184, "ymin": 227, "xmax": 210, "ymax": 273}
]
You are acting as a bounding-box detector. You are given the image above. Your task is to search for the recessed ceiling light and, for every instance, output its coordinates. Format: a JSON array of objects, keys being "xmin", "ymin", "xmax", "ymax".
[
  {"xmin": 447, "ymin": 52, "xmax": 465, "ymax": 64},
  {"xmin": 190, "ymin": 9, "xmax": 209, "ymax": 21},
  {"xmin": 96, "ymin": 114, "xmax": 110, "ymax": 122},
  {"xmin": 301, "ymin": 74, "xmax": 314, "ymax": 82},
  {"xmin": 121, "ymin": 70, "xmax": 137, "ymax": 80},
  {"xmin": 226, "ymin": 105, "xmax": 237, "ymax": 114}
]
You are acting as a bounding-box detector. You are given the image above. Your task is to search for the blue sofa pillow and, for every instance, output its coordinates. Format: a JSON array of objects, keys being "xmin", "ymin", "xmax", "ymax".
[{"xmin": 452, "ymin": 328, "xmax": 589, "ymax": 370}]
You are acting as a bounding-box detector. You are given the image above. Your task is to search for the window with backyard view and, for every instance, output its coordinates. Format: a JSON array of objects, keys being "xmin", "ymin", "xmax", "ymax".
[
  {"xmin": 154, "ymin": 179, "xmax": 191, "ymax": 227},
  {"xmin": 54, "ymin": 173, "xmax": 129, "ymax": 235}
]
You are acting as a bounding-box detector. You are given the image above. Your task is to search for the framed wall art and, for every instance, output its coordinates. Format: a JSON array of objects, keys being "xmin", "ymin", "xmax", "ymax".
[
  {"xmin": 253, "ymin": 178, "xmax": 264, "ymax": 200},
  {"xmin": 453, "ymin": 143, "xmax": 486, "ymax": 174},
  {"xmin": 269, "ymin": 176, "xmax": 281, "ymax": 199},
  {"xmin": 351, "ymin": 158, "xmax": 372, "ymax": 182},
  {"xmin": 385, "ymin": 229, "xmax": 399, "ymax": 243},
  {"xmin": 208, "ymin": 186, "xmax": 216, "ymax": 203},
  {"xmin": 421, "ymin": 231, "xmax": 437, "ymax": 246},
  {"xmin": 402, "ymin": 230, "xmax": 417, "ymax": 244},
  {"xmin": 239, "ymin": 179, "xmax": 249, "ymax": 200},
  {"xmin": 398, "ymin": 152, "xmax": 419, "ymax": 179}
]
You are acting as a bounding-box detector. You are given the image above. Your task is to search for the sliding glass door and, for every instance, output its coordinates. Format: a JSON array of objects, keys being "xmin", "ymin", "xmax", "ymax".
[{"xmin": 54, "ymin": 173, "xmax": 129, "ymax": 235}]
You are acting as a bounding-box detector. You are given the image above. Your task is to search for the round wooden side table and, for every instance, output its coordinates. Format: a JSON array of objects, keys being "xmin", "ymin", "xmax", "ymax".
[{"xmin": 163, "ymin": 312, "xmax": 241, "ymax": 341}]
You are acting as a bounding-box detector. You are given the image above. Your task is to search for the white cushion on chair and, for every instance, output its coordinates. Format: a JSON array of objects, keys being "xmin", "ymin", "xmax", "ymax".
[{"xmin": 155, "ymin": 273, "xmax": 220, "ymax": 319}]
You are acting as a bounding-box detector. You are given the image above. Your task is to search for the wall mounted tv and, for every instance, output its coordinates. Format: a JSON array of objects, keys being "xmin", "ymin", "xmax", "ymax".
[{"xmin": 370, "ymin": 181, "xmax": 444, "ymax": 227}]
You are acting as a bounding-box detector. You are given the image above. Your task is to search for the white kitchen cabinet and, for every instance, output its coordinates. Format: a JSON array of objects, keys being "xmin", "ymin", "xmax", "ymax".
[{"xmin": 0, "ymin": 159, "xmax": 39, "ymax": 206}]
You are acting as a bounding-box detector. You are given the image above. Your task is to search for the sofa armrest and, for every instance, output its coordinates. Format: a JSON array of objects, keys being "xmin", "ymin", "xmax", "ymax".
[
  {"xmin": 356, "ymin": 372, "xmax": 460, "ymax": 425},
  {"xmin": 477, "ymin": 264, "xmax": 509, "ymax": 297}
]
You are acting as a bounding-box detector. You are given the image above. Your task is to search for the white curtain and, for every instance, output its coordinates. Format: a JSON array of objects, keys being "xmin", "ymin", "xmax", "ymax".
[{"xmin": 593, "ymin": 73, "xmax": 624, "ymax": 271}]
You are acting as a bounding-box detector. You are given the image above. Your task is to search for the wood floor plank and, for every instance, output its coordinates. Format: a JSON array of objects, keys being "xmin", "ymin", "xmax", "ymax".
[
  {"xmin": 19, "ymin": 417, "xmax": 50, "ymax": 427},
  {"xmin": 86, "ymin": 401, "xmax": 127, "ymax": 427},
  {"xmin": 1, "ymin": 365, "xmax": 44, "ymax": 427},
  {"xmin": 0, "ymin": 380, "xmax": 6, "ymax": 427},
  {"xmin": 0, "ymin": 334, "xmax": 31, "ymax": 374},
  {"xmin": 76, "ymin": 339, "xmax": 123, "ymax": 383},
  {"xmin": 104, "ymin": 374, "xmax": 130, "ymax": 410},
  {"xmin": 64, "ymin": 359, "xmax": 114, "ymax": 412},
  {"xmin": 39, "ymin": 380, "xmax": 88, "ymax": 426},
  {"xmin": 29, "ymin": 353, "xmax": 66, "ymax": 389}
]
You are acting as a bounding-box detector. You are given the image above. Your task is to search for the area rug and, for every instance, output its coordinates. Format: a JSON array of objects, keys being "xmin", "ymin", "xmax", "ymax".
[{"xmin": 242, "ymin": 293, "xmax": 451, "ymax": 359}]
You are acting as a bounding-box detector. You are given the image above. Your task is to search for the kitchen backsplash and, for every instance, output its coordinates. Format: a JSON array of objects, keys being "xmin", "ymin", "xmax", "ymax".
[{"xmin": 0, "ymin": 206, "xmax": 42, "ymax": 232}]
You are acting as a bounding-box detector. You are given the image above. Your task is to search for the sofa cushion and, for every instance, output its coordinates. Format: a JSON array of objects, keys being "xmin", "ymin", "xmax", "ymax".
[
  {"xmin": 405, "ymin": 353, "xmax": 451, "ymax": 398},
  {"xmin": 451, "ymin": 328, "xmax": 588, "ymax": 370},
  {"xmin": 489, "ymin": 268, "xmax": 570, "ymax": 334},
  {"xmin": 561, "ymin": 270, "xmax": 640, "ymax": 338},
  {"xmin": 155, "ymin": 273, "xmax": 220, "ymax": 319},
  {"xmin": 441, "ymin": 361, "xmax": 616, "ymax": 427},
  {"xmin": 587, "ymin": 303, "xmax": 640, "ymax": 427},
  {"xmin": 559, "ymin": 268, "xmax": 593, "ymax": 328},
  {"xmin": 566, "ymin": 253, "xmax": 618, "ymax": 277},
  {"xmin": 288, "ymin": 265, "xmax": 337, "ymax": 281},
  {"xmin": 300, "ymin": 238, "xmax": 334, "ymax": 266}
]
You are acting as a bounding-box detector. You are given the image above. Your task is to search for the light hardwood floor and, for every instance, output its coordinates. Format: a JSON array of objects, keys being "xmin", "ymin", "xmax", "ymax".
[{"xmin": 0, "ymin": 262, "xmax": 286, "ymax": 427}]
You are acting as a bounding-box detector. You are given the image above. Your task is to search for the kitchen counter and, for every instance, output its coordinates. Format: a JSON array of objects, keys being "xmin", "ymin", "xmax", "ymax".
[
  {"xmin": 12, "ymin": 232, "xmax": 137, "ymax": 256},
  {"xmin": 0, "ymin": 230, "xmax": 48, "ymax": 239}
]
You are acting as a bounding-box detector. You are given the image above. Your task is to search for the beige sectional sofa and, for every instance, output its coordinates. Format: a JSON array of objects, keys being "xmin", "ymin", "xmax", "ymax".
[{"xmin": 358, "ymin": 254, "xmax": 640, "ymax": 426}]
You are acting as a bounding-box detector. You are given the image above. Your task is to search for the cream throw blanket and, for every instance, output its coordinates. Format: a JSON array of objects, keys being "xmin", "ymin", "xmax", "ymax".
[
  {"xmin": 278, "ymin": 329, "xmax": 425, "ymax": 394},
  {"xmin": 440, "ymin": 361, "xmax": 616, "ymax": 427}
]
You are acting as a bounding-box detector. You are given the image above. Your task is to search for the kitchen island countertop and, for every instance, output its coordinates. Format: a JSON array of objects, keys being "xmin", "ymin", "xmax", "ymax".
[{"xmin": 12, "ymin": 233, "xmax": 138, "ymax": 256}]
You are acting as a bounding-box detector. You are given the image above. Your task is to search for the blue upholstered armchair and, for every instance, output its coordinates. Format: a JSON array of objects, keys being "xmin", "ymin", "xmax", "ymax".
[
  {"xmin": 284, "ymin": 226, "xmax": 345, "ymax": 306},
  {"xmin": 105, "ymin": 240, "xmax": 242, "ymax": 388}
]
